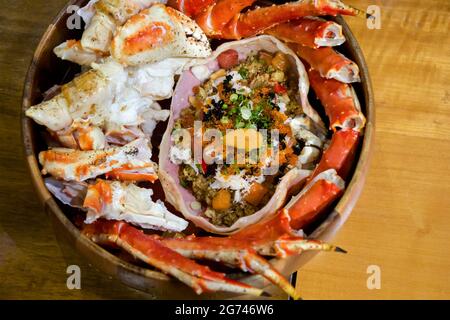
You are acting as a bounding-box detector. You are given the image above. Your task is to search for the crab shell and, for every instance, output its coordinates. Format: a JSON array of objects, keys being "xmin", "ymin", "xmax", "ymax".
[
  {"xmin": 111, "ymin": 3, "xmax": 211, "ymax": 66},
  {"xmin": 159, "ymin": 35, "xmax": 324, "ymax": 234}
]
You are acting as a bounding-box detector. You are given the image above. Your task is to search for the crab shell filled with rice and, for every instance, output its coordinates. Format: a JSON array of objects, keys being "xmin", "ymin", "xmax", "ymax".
[{"xmin": 159, "ymin": 36, "xmax": 328, "ymax": 234}]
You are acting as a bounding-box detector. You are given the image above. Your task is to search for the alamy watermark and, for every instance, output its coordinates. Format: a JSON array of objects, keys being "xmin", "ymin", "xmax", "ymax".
[
  {"xmin": 367, "ymin": 5, "xmax": 381, "ymax": 30},
  {"xmin": 172, "ymin": 121, "xmax": 281, "ymax": 175},
  {"xmin": 66, "ymin": 265, "xmax": 81, "ymax": 290},
  {"xmin": 366, "ymin": 264, "xmax": 381, "ymax": 290},
  {"xmin": 66, "ymin": 5, "xmax": 83, "ymax": 30}
]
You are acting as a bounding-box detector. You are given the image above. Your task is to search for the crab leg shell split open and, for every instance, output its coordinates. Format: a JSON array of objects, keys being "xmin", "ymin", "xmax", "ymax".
[
  {"xmin": 111, "ymin": 4, "xmax": 211, "ymax": 66},
  {"xmin": 51, "ymin": 123, "xmax": 107, "ymax": 151},
  {"xmin": 45, "ymin": 178, "xmax": 188, "ymax": 232},
  {"xmin": 53, "ymin": 40, "xmax": 104, "ymax": 66},
  {"xmin": 78, "ymin": 170, "xmax": 346, "ymax": 298},
  {"xmin": 265, "ymin": 17, "xmax": 345, "ymax": 48},
  {"xmin": 291, "ymin": 43, "xmax": 360, "ymax": 83},
  {"xmin": 39, "ymin": 138, "xmax": 157, "ymax": 182},
  {"xmin": 218, "ymin": 0, "xmax": 361, "ymax": 39},
  {"xmin": 159, "ymin": 35, "xmax": 327, "ymax": 234},
  {"xmin": 83, "ymin": 180, "xmax": 189, "ymax": 231},
  {"xmin": 171, "ymin": 0, "xmax": 361, "ymax": 40},
  {"xmin": 307, "ymin": 68, "xmax": 366, "ymax": 131},
  {"xmin": 82, "ymin": 220, "xmax": 267, "ymax": 296}
]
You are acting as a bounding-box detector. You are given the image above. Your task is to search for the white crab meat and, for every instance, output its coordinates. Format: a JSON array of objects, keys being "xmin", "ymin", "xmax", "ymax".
[
  {"xmin": 84, "ymin": 180, "xmax": 188, "ymax": 232},
  {"xmin": 26, "ymin": 58, "xmax": 176, "ymax": 146},
  {"xmin": 26, "ymin": 95, "xmax": 73, "ymax": 132},
  {"xmin": 127, "ymin": 57, "xmax": 191, "ymax": 99},
  {"xmin": 39, "ymin": 138, "xmax": 156, "ymax": 181},
  {"xmin": 298, "ymin": 146, "xmax": 321, "ymax": 165},
  {"xmin": 111, "ymin": 4, "xmax": 211, "ymax": 66},
  {"xmin": 77, "ymin": 0, "xmax": 99, "ymax": 27},
  {"xmin": 80, "ymin": 0, "xmax": 166, "ymax": 54},
  {"xmin": 210, "ymin": 168, "xmax": 266, "ymax": 203},
  {"xmin": 140, "ymin": 103, "xmax": 170, "ymax": 136},
  {"xmin": 288, "ymin": 116, "xmax": 324, "ymax": 148},
  {"xmin": 54, "ymin": 122, "xmax": 106, "ymax": 150},
  {"xmin": 54, "ymin": 40, "xmax": 102, "ymax": 66}
]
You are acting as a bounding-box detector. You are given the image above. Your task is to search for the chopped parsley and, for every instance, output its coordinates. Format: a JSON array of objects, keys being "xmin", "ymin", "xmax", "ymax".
[{"xmin": 238, "ymin": 67, "xmax": 249, "ymax": 79}]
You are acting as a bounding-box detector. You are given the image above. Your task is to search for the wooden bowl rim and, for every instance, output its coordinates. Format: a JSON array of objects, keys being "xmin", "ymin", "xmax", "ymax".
[{"xmin": 21, "ymin": 0, "xmax": 374, "ymax": 298}]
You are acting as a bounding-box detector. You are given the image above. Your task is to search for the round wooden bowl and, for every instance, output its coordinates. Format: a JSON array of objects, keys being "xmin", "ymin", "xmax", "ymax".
[{"xmin": 21, "ymin": 0, "xmax": 374, "ymax": 299}]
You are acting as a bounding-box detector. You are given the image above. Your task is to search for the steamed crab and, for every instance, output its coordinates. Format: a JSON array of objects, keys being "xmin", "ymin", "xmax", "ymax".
[{"xmin": 26, "ymin": 0, "xmax": 366, "ymax": 299}]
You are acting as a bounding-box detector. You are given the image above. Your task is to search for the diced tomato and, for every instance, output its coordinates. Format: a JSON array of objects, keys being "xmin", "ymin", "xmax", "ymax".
[
  {"xmin": 217, "ymin": 49, "xmax": 239, "ymax": 69},
  {"xmin": 201, "ymin": 159, "xmax": 207, "ymax": 174},
  {"xmin": 274, "ymin": 83, "xmax": 287, "ymax": 94}
]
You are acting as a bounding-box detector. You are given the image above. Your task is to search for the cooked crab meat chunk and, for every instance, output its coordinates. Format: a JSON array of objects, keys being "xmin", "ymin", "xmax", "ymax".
[
  {"xmin": 84, "ymin": 180, "xmax": 189, "ymax": 232},
  {"xmin": 39, "ymin": 138, "xmax": 156, "ymax": 182}
]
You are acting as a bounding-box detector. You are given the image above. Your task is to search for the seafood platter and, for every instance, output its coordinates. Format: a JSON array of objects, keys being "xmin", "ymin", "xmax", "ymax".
[{"xmin": 22, "ymin": 0, "xmax": 374, "ymax": 299}]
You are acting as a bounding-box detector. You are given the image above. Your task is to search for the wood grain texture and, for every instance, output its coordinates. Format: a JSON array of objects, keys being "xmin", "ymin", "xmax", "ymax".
[
  {"xmin": 0, "ymin": 0, "xmax": 448, "ymax": 299},
  {"xmin": 295, "ymin": 0, "xmax": 450, "ymax": 299}
]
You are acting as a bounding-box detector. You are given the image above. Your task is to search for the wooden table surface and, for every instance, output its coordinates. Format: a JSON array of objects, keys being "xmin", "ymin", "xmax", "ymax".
[{"xmin": 0, "ymin": 0, "xmax": 449, "ymax": 299}]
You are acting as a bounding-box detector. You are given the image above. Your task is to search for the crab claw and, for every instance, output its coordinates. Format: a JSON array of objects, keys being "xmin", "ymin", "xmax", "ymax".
[
  {"xmin": 82, "ymin": 220, "xmax": 267, "ymax": 296},
  {"xmin": 160, "ymin": 236, "xmax": 300, "ymax": 299}
]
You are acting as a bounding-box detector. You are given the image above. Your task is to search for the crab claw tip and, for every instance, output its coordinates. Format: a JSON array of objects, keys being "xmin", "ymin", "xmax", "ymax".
[
  {"xmin": 349, "ymin": 5, "xmax": 370, "ymax": 19},
  {"xmin": 334, "ymin": 246, "xmax": 347, "ymax": 254}
]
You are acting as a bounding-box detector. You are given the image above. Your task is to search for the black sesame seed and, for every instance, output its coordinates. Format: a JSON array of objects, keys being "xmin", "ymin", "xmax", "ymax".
[{"xmin": 293, "ymin": 140, "xmax": 305, "ymax": 155}]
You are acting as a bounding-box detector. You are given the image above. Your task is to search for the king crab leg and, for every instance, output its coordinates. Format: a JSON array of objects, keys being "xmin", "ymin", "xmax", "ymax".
[
  {"xmin": 83, "ymin": 220, "xmax": 269, "ymax": 297},
  {"xmin": 265, "ymin": 17, "xmax": 345, "ymax": 48},
  {"xmin": 168, "ymin": 0, "xmax": 217, "ymax": 18},
  {"xmin": 79, "ymin": 170, "xmax": 346, "ymax": 299},
  {"xmin": 291, "ymin": 43, "xmax": 360, "ymax": 83},
  {"xmin": 233, "ymin": 169, "xmax": 345, "ymax": 240},
  {"xmin": 194, "ymin": 0, "xmax": 256, "ymax": 37},
  {"xmin": 155, "ymin": 170, "xmax": 346, "ymax": 298},
  {"xmin": 160, "ymin": 235, "xmax": 300, "ymax": 299},
  {"xmin": 307, "ymin": 68, "xmax": 366, "ymax": 130},
  {"xmin": 173, "ymin": 0, "xmax": 361, "ymax": 39},
  {"xmin": 309, "ymin": 129, "xmax": 360, "ymax": 181},
  {"xmin": 159, "ymin": 229, "xmax": 343, "ymax": 299}
]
